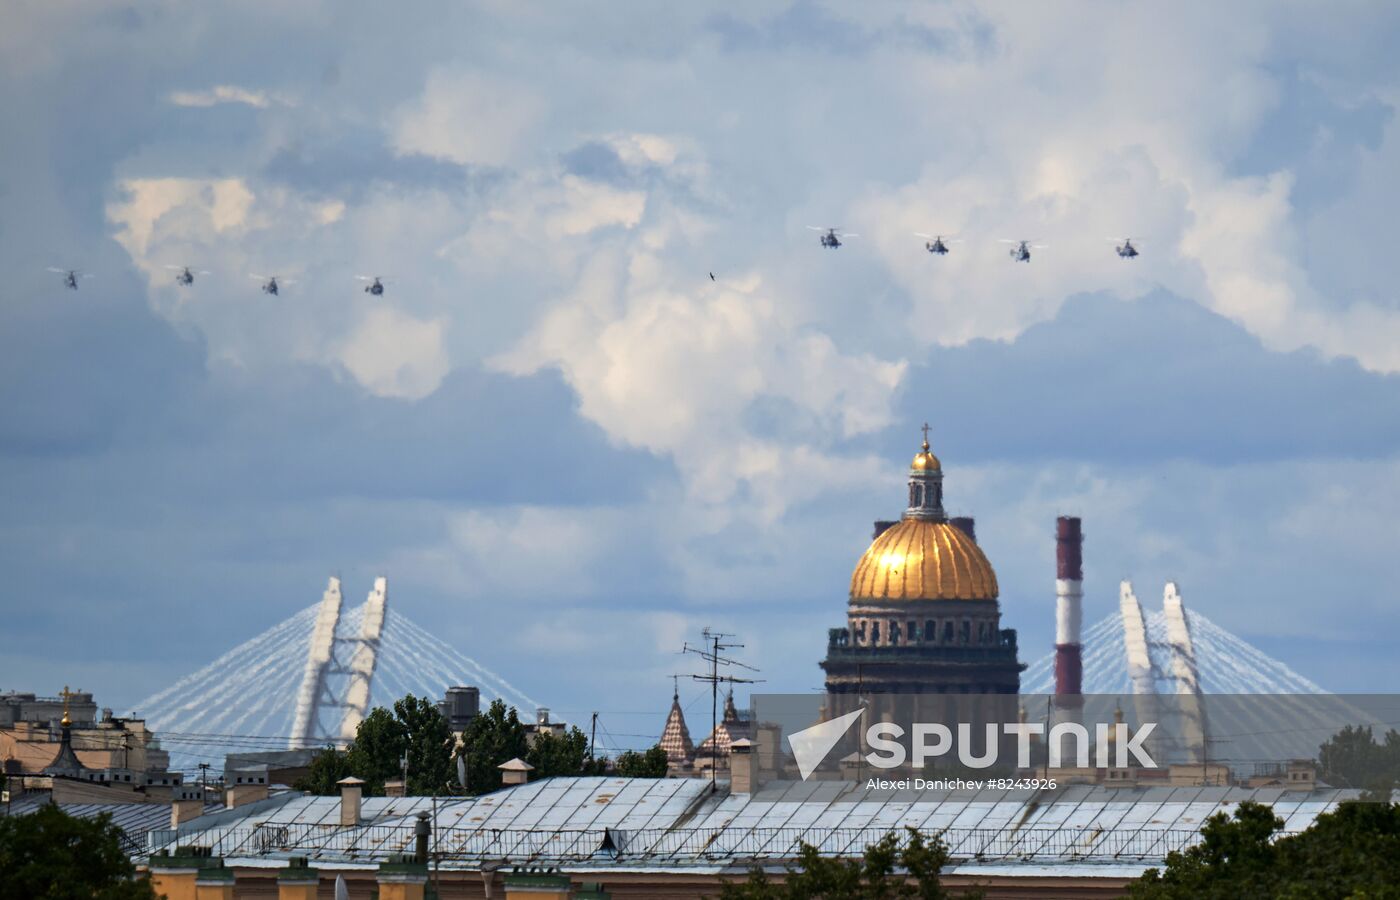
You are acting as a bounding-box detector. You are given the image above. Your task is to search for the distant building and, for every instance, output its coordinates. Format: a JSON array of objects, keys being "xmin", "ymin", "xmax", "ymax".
[
  {"xmin": 693, "ymin": 692, "xmax": 752, "ymax": 776},
  {"xmin": 1, "ymin": 687, "xmax": 179, "ymax": 803},
  {"xmin": 437, "ymin": 685, "xmax": 480, "ymax": 731},
  {"xmin": 222, "ymin": 749, "xmax": 319, "ymax": 787},
  {"xmin": 524, "ymin": 708, "xmax": 568, "ymax": 745}
]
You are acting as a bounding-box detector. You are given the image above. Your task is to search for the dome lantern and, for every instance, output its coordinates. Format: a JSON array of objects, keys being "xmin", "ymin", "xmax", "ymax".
[{"xmin": 906, "ymin": 423, "xmax": 945, "ymax": 521}]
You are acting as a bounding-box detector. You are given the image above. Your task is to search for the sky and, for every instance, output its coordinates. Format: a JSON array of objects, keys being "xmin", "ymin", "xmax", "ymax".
[{"xmin": 3, "ymin": 1, "xmax": 1400, "ymax": 751}]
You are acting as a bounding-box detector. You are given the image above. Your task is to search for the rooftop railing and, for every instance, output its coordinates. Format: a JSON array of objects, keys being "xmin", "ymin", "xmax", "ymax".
[{"xmin": 144, "ymin": 820, "xmax": 1282, "ymax": 866}]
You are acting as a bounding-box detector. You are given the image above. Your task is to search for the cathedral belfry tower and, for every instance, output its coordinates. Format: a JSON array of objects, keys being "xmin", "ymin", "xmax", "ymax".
[{"xmin": 821, "ymin": 427, "xmax": 1023, "ymax": 697}]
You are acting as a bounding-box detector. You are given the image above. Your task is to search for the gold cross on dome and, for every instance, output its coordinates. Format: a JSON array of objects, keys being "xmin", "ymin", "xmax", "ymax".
[
  {"xmin": 921, "ymin": 422, "xmax": 931, "ymax": 443},
  {"xmin": 61, "ymin": 685, "xmax": 74, "ymax": 726}
]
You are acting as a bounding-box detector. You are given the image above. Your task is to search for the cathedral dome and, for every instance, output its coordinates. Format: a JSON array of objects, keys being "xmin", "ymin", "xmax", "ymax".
[{"xmin": 850, "ymin": 517, "xmax": 999, "ymax": 601}]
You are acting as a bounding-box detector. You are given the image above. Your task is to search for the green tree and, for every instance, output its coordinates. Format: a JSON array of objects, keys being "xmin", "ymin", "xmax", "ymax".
[
  {"xmin": 394, "ymin": 693, "xmax": 456, "ymax": 795},
  {"xmin": 614, "ymin": 745, "xmax": 670, "ymax": 778},
  {"xmin": 721, "ymin": 827, "xmax": 967, "ymax": 899},
  {"xmin": 456, "ymin": 699, "xmax": 529, "ymax": 795},
  {"xmin": 345, "ymin": 695, "xmax": 455, "ymax": 796},
  {"xmin": 347, "ymin": 705, "xmax": 407, "ymax": 794},
  {"xmin": 1318, "ymin": 724, "xmax": 1400, "ymax": 794},
  {"xmin": 1131, "ymin": 800, "xmax": 1400, "ymax": 899},
  {"xmin": 291, "ymin": 694, "xmax": 454, "ymax": 796},
  {"xmin": 527, "ymin": 726, "xmax": 607, "ymax": 778},
  {"xmin": 0, "ymin": 805, "xmax": 158, "ymax": 899},
  {"xmin": 293, "ymin": 744, "xmax": 355, "ymax": 795}
]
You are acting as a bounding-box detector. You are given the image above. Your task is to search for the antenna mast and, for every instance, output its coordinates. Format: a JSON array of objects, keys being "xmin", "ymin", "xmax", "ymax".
[{"xmin": 682, "ymin": 627, "xmax": 762, "ymax": 790}]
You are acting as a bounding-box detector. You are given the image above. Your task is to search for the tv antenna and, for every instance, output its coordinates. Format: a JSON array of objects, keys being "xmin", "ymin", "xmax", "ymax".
[{"xmin": 682, "ymin": 627, "xmax": 763, "ymax": 789}]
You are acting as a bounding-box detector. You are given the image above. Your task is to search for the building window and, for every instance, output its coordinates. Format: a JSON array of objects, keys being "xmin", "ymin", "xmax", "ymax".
[
  {"xmin": 871, "ymin": 622, "xmax": 880, "ymax": 644},
  {"xmin": 943, "ymin": 621, "xmax": 954, "ymax": 643},
  {"xmin": 890, "ymin": 621, "xmax": 901, "ymax": 644},
  {"xmin": 908, "ymin": 621, "xmax": 917, "ymax": 643},
  {"xmin": 924, "ymin": 620, "xmax": 935, "ymax": 641},
  {"xmin": 959, "ymin": 620, "xmax": 970, "ymax": 644}
]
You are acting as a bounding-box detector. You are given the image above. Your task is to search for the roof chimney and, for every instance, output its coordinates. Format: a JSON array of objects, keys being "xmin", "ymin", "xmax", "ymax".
[
  {"xmin": 337, "ymin": 776, "xmax": 364, "ymax": 826},
  {"xmin": 498, "ymin": 757, "xmax": 534, "ymax": 787},
  {"xmin": 170, "ymin": 793, "xmax": 204, "ymax": 829},
  {"xmin": 225, "ymin": 782, "xmax": 268, "ymax": 809},
  {"xmin": 729, "ymin": 738, "xmax": 754, "ymax": 794}
]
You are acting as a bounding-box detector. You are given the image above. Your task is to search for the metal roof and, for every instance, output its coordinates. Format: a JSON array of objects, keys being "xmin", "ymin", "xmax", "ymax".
[{"xmin": 144, "ymin": 776, "xmax": 1362, "ymax": 874}]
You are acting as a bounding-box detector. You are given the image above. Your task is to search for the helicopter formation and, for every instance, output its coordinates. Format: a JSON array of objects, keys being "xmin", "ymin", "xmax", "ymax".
[
  {"xmin": 807, "ymin": 226, "xmax": 1144, "ymax": 264},
  {"xmin": 45, "ymin": 266, "xmax": 389, "ymax": 297},
  {"xmin": 46, "ymin": 226, "xmax": 1141, "ymax": 296}
]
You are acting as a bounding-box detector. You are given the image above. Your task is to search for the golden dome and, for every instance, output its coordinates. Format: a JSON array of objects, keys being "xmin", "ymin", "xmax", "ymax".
[
  {"xmin": 912, "ymin": 438, "xmax": 941, "ymax": 471},
  {"xmin": 850, "ymin": 518, "xmax": 998, "ymax": 601}
]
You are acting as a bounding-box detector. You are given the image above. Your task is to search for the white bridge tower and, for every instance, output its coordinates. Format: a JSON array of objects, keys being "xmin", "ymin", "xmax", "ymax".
[{"xmin": 287, "ymin": 576, "xmax": 389, "ymax": 749}]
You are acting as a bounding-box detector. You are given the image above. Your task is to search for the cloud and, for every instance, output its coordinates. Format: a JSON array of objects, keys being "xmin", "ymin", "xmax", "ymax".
[
  {"xmin": 107, "ymin": 178, "xmax": 257, "ymax": 257},
  {"xmin": 391, "ymin": 69, "xmax": 543, "ymax": 166},
  {"xmin": 168, "ymin": 85, "xmax": 279, "ymax": 109},
  {"xmin": 496, "ymin": 253, "xmax": 906, "ymax": 517},
  {"xmin": 335, "ymin": 307, "xmax": 450, "ymax": 399}
]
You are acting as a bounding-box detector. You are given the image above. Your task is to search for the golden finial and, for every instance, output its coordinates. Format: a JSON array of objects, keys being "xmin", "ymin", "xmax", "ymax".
[
  {"xmin": 61, "ymin": 685, "xmax": 73, "ymax": 727},
  {"xmin": 912, "ymin": 422, "xmax": 941, "ymax": 471}
]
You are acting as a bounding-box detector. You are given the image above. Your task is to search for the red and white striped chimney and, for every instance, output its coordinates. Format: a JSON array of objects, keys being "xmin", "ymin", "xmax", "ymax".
[{"xmin": 1054, "ymin": 516, "xmax": 1083, "ymax": 697}]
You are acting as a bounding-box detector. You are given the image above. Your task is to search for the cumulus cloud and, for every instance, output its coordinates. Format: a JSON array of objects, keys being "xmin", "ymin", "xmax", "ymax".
[
  {"xmin": 391, "ymin": 69, "xmax": 544, "ymax": 166},
  {"xmin": 335, "ymin": 307, "xmax": 450, "ymax": 399}
]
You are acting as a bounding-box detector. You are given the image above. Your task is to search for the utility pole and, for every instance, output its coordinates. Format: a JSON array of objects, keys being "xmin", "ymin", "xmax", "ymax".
[
  {"xmin": 682, "ymin": 628, "xmax": 762, "ymax": 790},
  {"xmin": 198, "ymin": 762, "xmax": 210, "ymax": 800},
  {"xmin": 588, "ymin": 712, "xmax": 598, "ymax": 763}
]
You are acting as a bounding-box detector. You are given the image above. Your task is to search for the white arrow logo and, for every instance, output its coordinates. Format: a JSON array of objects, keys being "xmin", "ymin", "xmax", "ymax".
[{"xmin": 788, "ymin": 707, "xmax": 865, "ymax": 780}]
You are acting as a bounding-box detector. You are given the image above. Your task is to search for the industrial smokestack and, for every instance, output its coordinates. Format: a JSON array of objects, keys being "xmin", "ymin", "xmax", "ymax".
[{"xmin": 1054, "ymin": 517, "xmax": 1084, "ymax": 698}]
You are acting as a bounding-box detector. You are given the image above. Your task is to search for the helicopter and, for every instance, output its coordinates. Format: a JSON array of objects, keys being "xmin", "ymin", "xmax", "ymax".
[
  {"xmin": 356, "ymin": 275, "xmax": 388, "ymax": 296},
  {"xmin": 914, "ymin": 233, "xmax": 961, "ymax": 255},
  {"xmin": 166, "ymin": 265, "xmax": 210, "ymax": 286},
  {"xmin": 1109, "ymin": 237, "xmax": 1141, "ymax": 259},
  {"xmin": 250, "ymin": 273, "xmax": 294, "ymax": 295},
  {"xmin": 807, "ymin": 226, "xmax": 856, "ymax": 249},
  {"xmin": 999, "ymin": 239, "xmax": 1045, "ymax": 263},
  {"xmin": 48, "ymin": 267, "xmax": 92, "ymax": 290}
]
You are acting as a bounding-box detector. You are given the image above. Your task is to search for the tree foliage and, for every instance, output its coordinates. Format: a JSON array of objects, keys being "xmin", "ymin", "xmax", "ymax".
[
  {"xmin": 1131, "ymin": 800, "xmax": 1400, "ymax": 899},
  {"xmin": 291, "ymin": 693, "xmax": 454, "ymax": 796},
  {"xmin": 457, "ymin": 699, "xmax": 529, "ymax": 795},
  {"xmin": 390, "ymin": 693, "xmax": 456, "ymax": 796},
  {"xmin": 1318, "ymin": 724, "xmax": 1400, "ymax": 794},
  {"xmin": 293, "ymin": 744, "xmax": 355, "ymax": 795},
  {"xmin": 0, "ymin": 805, "xmax": 157, "ymax": 899},
  {"xmin": 615, "ymin": 745, "xmax": 670, "ymax": 778},
  {"xmin": 527, "ymin": 726, "xmax": 608, "ymax": 779},
  {"xmin": 721, "ymin": 828, "xmax": 969, "ymax": 899}
]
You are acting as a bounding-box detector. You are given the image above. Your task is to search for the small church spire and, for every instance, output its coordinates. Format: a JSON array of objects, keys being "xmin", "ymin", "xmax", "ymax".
[{"xmin": 659, "ymin": 682, "xmax": 695, "ymax": 768}]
